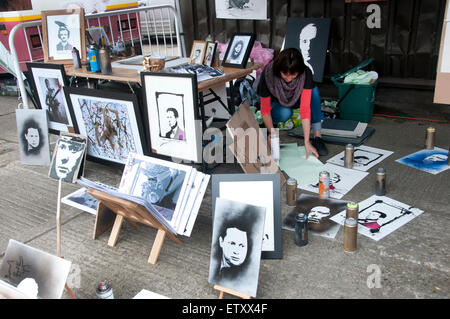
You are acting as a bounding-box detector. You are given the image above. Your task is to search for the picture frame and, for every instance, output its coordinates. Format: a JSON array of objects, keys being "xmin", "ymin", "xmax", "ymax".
[
  {"xmin": 64, "ymin": 86, "xmax": 147, "ymax": 167},
  {"xmin": 41, "ymin": 8, "xmax": 86, "ymax": 64},
  {"xmin": 203, "ymin": 41, "xmax": 217, "ymax": 67},
  {"xmin": 212, "ymin": 173, "xmax": 282, "ymax": 259},
  {"xmin": 189, "ymin": 40, "xmax": 207, "ymax": 64},
  {"xmin": 141, "ymin": 72, "xmax": 202, "ymax": 163},
  {"xmin": 26, "ymin": 62, "xmax": 74, "ymax": 135},
  {"xmin": 222, "ymin": 33, "xmax": 256, "ymax": 68}
]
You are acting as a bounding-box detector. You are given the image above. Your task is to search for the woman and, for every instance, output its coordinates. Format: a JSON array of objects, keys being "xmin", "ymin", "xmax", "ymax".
[{"xmin": 257, "ymin": 48, "xmax": 328, "ymax": 159}]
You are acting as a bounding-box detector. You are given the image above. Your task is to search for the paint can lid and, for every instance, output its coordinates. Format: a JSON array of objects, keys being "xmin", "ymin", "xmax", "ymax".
[
  {"xmin": 97, "ymin": 282, "xmax": 110, "ymax": 292},
  {"xmin": 287, "ymin": 178, "xmax": 297, "ymax": 185},
  {"xmin": 296, "ymin": 213, "xmax": 307, "ymax": 221},
  {"xmin": 427, "ymin": 127, "xmax": 435, "ymax": 132},
  {"xmin": 346, "ymin": 143, "xmax": 354, "ymax": 148},
  {"xmin": 376, "ymin": 167, "xmax": 386, "ymax": 174},
  {"xmin": 347, "ymin": 202, "xmax": 358, "ymax": 209},
  {"xmin": 345, "ymin": 218, "xmax": 357, "ymax": 226}
]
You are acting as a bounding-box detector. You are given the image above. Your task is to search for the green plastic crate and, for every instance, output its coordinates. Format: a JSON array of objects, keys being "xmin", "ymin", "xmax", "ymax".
[{"xmin": 331, "ymin": 58, "xmax": 377, "ymax": 123}]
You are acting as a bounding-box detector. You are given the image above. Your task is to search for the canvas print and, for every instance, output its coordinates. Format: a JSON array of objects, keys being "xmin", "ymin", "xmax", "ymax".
[
  {"xmin": 283, "ymin": 194, "xmax": 348, "ymax": 237},
  {"xmin": 118, "ymin": 152, "xmax": 193, "ymax": 231},
  {"xmin": 326, "ymin": 145, "xmax": 393, "ymax": 172},
  {"xmin": 141, "ymin": 72, "xmax": 202, "ymax": 162},
  {"xmin": 65, "ymin": 86, "xmax": 145, "ymax": 166},
  {"xmin": 212, "ymin": 173, "xmax": 282, "ymax": 259},
  {"xmin": 0, "ymin": 239, "xmax": 72, "ymax": 299},
  {"xmin": 300, "ymin": 163, "xmax": 369, "ymax": 199},
  {"xmin": 190, "ymin": 40, "xmax": 207, "ymax": 64},
  {"xmin": 222, "ymin": 33, "xmax": 256, "ymax": 68},
  {"xmin": 331, "ymin": 195, "xmax": 424, "ymax": 241},
  {"xmin": 61, "ymin": 187, "xmax": 99, "ymax": 215},
  {"xmin": 16, "ymin": 108, "xmax": 51, "ymax": 166},
  {"xmin": 396, "ymin": 147, "xmax": 449, "ymax": 175},
  {"xmin": 215, "ymin": 0, "xmax": 268, "ymax": 20},
  {"xmin": 42, "ymin": 9, "xmax": 86, "ymax": 63},
  {"xmin": 208, "ymin": 197, "xmax": 266, "ymax": 298},
  {"xmin": 26, "ymin": 62, "xmax": 73, "ymax": 134},
  {"xmin": 284, "ymin": 18, "xmax": 331, "ymax": 82},
  {"xmin": 48, "ymin": 135, "xmax": 86, "ymax": 183}
]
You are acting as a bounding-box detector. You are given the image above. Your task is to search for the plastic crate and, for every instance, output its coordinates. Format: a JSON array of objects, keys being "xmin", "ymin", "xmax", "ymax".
[{"xmin": 331, "ymin": 58, "xmax": 377, "ymax": 123}]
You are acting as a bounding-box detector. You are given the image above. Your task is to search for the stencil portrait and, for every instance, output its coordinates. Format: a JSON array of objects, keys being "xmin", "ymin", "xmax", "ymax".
[{"xmin": 20, "ymin": 117, "xmax": 44, "ymax": 156}]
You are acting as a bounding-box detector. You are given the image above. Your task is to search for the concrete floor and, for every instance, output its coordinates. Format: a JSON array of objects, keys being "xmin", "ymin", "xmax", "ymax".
[{"xmin": 0, "ymin": 83, "xmax": 449, "ymax": 300}]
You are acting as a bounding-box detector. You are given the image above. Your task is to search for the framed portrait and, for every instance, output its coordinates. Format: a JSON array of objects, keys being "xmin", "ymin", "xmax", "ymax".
[
  {"xmin": 61, "ymin": 187, "xmax": 99, "ymax": 215},
  {"xmin": 141, "ymin": 72, "xmax": 202, "ymax": 163},
  {"xmin": 189, "ymin": 40, "xmax": 207, "ymax": 64},
  {"xmin": 212, "ymin": 173, "xmax": 282, "ymax": 259},
  {"xmin": 26, "ymin": 62, "xmax": 74, "ymax": 135},
  {"xmin": 15, "ymin": 108, "xmax": 51, "ymax": 166},
  {"xmin": 215, "ymin": 0, "xmax": 268, "ymax": 20},
  {"xmin": 48, "ymin": 134, "xmax": 87, "ymax": 183},
  {"xmin": 208, "ymin": 197, "xmax": 266, "ymax": 298},
  {"xmin": 41, "ymin": 8, "xmax": 86, "ymax": 64},
  {"xmin": 222, "ymin": 33, "xmax": 256, "ymax": 68},
  {"xmin": 203, "ymin": 41, "xmax": 217, "ymax": 67},
  {"xmin": 64, "ymin": 86, "xmax": 147, "ymax": 166},
  {"xmin": 284, "ymin": 18, "xmax": 331, "ymax": 82}
]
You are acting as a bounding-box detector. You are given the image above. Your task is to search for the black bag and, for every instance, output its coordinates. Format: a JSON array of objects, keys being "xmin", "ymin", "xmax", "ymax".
[{"xmin": 230, "ymin": 75, "xmax": 260, "ymax": 109}]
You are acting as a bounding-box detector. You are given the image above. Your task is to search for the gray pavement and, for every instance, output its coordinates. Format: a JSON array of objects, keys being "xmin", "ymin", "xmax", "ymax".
[{"xmin": 0, "ymin": 88, "xmax": 449, "ymax": 300}]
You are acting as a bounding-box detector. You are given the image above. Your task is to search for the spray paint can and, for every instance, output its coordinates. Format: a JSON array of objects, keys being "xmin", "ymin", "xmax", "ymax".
[
  {"xmin": 88, "ymin": 44, "xmax": 101, "ymax": 72},
  {"xmin": 425, "ymin": 127, "xmax": 435, "ymax": 150},
  {"xmin": 346, "ymin": 202, "xmax": 359, "ymax": 220},
  {"xmin": 71, "ymin": 47, "xmax": 81, "ymax": 69},
  {"xmin": 99, "ymin": 46, "xmax": 112, "ymax": 75},
  {"xmin": 286, "ymin": 178, "xmax": 297, "ymax": 206},
  {"xmin": 294, "ymin": 213, "xmax": 308, "ymax": 247},
  {"xmin": 344, "ymin": 144, "xmax": 354, "ymax": 169},
  {"xmin": 270, "ymin": 131, "xmax": 280, "ymax": 163},
  {"xmin": 318, "ymin": 171, "xmax": 330, "ymax": 198},
  {"xmin": 96, "ymin": 282, "xmax": 114, "ymax": 299},
  {"xmin": 375, "ymin": 167, "xmax": 386, "ymax": 196},
  {"xmin": 343, "ymin": 217, "xmax": 357, "ymax": 252}
]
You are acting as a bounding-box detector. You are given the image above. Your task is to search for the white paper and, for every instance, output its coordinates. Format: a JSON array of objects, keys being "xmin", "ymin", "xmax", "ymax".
[
  {"xmin": 440, "ymin": 22, "xmax": 450, "ymax": 73},
  {"xmin": 326, "ymin": 145, "xmax": 393, "ymax": 172},
  {"xmin": 215, "ymin": 0, "xmax": 267, "ymax": 20}
]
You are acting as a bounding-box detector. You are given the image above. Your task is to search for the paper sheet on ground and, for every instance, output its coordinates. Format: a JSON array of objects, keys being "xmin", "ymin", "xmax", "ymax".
[
  {"xmin": 330, "ymin": 195, "xmax": 424, "ymax": 241},
  {"xmin": 299, "ymin": 163, "xmax": 369, "ymax": 199},
  {"xmin": 326, "ymin": 145, "xmax": 393, "ymax": 171},
  {"xmin": 279, "ymin": 143, "xmax": 324, "ymax": 186},
  {"xmin": 395, "ymin": 147, "xmax": 449, "ymax": 175}
]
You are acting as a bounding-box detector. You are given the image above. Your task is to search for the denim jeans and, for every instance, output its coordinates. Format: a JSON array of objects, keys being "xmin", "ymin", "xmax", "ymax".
[{"xmin": 271, "ymin": 86, "xmax": 323, "ymax": 131}]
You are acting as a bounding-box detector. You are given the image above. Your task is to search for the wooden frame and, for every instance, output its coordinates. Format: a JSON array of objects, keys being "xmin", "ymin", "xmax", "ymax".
[
  {"xmin": 88, "ymin": 188, "xmax": 182, "ymax": 264},
  {"xmin": 64, "ymin": 86, "xmax": 147, "ymax": 167},
  {"xmin": 26, "ymin": 62, "xmax": 74, "ymax": 135},
  {"xmin": 203, "ymin": 41, "xmax": 217, "ymax": 67},
  {"xmin": 41, "ymin": 8, "xmax": 86, "ymax": 64},
  {"xmin": 212, "ymin": 173, "xmax": 282, "ymax": 259},
  {"xmin": 222, "ymin": 33, "xmax": 256, "ymax": 68},
  {"xmin": 189, "ymin": 40, "xmax": 207, "ymax": 64},
  {"xmin": 141, "ymin": 72, "xmax": 202, "ymax": 163}
]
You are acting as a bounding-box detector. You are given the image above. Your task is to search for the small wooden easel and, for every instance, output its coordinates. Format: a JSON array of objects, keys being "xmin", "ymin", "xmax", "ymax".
[
  {"xmin": 88, "ymin": 188, "xmax": 182, "ymax": 264},
  {"xmin": 213, "ymin": 285, "xmax": 251, "ymax": 299}
]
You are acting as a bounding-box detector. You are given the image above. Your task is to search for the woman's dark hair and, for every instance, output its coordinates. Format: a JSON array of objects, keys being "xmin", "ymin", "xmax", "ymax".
[
  {"xmin": 272, "ymin": 48, "xmax": 306, "ymax": 77},
  {"xmin": 21, "ymin": 118, "xmax": 43, "ymax": 154}
]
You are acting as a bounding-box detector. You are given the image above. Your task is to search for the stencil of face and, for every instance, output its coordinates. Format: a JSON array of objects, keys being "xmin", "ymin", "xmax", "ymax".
[
  {"xmin": 220, "ymin": 227, "xmax": 248, "ymax": 267},
  {"xmin": 308, "ymin": 206, "xmax": 330, "ymax": 224},
  {"xmin": 55, "ymin": 140, "xmax": 83, "ymax": 179},
  {"xmin": 299, "ymin": 23, "xmax": 317, "ymax": 62},
  {"xmin": 424, "ymin": 154, "xmax": 447, "ymax": 163},
  {"xmin": 25, "ymin": 127, "xmax": 40, "ymax": 149}
]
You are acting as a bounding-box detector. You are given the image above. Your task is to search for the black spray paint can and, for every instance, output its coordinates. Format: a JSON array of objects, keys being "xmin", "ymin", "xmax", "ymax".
[
  {"xmin": 375, "ymin": 167, "xmax": 386, "ymax": 196},
  {"xmin": 295, "ymin": 213, "xmax": 308, "ymax": 247}
]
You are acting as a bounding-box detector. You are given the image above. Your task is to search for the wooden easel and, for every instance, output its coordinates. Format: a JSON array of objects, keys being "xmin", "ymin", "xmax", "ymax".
[
  {"xmin": 213, "ymin": 285, "xmax": 251, "ymax": 299},
  {"xmin": 88, "ymin": 188, "xmax": 182, "ymax": 264}
]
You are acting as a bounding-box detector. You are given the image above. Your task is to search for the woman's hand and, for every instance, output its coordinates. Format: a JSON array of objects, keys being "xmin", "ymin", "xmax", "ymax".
[{"xmin": 304, "ymin": 140, "xmax": 319, "ymax": 159}]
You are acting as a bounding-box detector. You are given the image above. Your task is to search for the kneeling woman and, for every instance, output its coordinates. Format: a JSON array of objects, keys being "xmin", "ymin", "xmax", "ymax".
[{"xmin": 257, "ymin": 48, "xmax": 328, "ymax": 158}]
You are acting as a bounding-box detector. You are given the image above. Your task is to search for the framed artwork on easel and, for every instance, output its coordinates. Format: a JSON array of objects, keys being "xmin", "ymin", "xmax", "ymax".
[{"xmin": 41, "ymin": 8, "xmax": 86, "ymax": 64}]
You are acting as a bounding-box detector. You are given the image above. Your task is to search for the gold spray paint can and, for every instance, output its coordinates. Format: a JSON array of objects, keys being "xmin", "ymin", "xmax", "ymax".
[
  {"xmin": 344, "ymin": 217, "xmax": 357, "ymax": 252},
  {"xmin": 344, "ymin": 144, "xmax": 354, "ymax": 169},
  {"xmin": 425, "ymin": 127, "xmax": 435, "ymax": 150},
  {"xmin": 346, "ymin": 202, "xmax": 359, "ymax": 220},
  {"xmin": 286, "ymin": 178, "xmax": 297, "ymax": 206}
]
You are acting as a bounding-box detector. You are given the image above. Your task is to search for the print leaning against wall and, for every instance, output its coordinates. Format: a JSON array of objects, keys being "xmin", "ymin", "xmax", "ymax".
[
  {"xmin": 215, "ymin": 0, "xmax": 267, "ymax": 20},
  {"xmin": 64, "ymin": 86, "xmax": 146, "ymax": 166}
]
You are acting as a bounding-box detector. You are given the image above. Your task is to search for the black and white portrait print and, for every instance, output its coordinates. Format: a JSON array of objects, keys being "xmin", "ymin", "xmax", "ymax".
[
  {"xmin": 48, "ymin": 137, "xmax": 86, "ymax": 183},
  {"xmin": 61, "ymin": 187, "xmax": 98, "ymax": 215},
  {"xmin": 208, "ymin": 197, "xmax": 265, "ymax": 297},
  {"xmin": 285, "ymin": 18, "xmax": 331, "ymax": 82},
  {"xmin": 225, "ymin": 35, "xmax": 251, "ymax": 65},
  {"xmin": 215, "ymin": 0, "xmax": 267, "ymax": 20},
  {"xmin": 156, "ymin": 92, "xmax": 186, "ymax": 142},
  {"xmin": 45, "ymin": 12, "xmax": 82, "ymax": 61},
  {"xmin": 39, "ymin": 76, "xmax": 69, "ymax": 125},
  {"xmin": 16, "ymin": 108, "xmax": 51, "ymax": 166}
]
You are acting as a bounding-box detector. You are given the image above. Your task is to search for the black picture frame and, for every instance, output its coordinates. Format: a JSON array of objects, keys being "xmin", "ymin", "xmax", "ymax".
[
  {"xmin": 140, "ymin": 72, "xmax": 202, "ymax": 163},
  {"xmin": 211, "ymin": 173, "xmax": 282, "ymax": 259},
  {"xmin": 203, "ymin": 41, "xmax": 217, "ymax": 67},
  {"xmin": 26, "ymin": 62, "xmax": 74, "ymax": 135},
  {"xmin": 221, "ymin": 33, "xmax": 256, "ymax": 68},
  {"xmin": 64, "ymin": 86, "xmax": 147, "ymax": 167}
]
